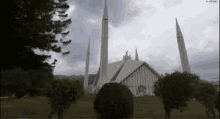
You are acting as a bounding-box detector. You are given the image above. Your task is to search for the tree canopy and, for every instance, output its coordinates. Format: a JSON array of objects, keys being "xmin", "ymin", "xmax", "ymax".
[
  {"xmin": 195, "ymin": 82, "xmax": 218, "ymax": 119},
  {"xmin": 153, "ymin": 71, "xmax": 200, "ymax": 119},
  {"xmin": 2, "ymin": 0, "xmax": 72, "ymax": 72}
]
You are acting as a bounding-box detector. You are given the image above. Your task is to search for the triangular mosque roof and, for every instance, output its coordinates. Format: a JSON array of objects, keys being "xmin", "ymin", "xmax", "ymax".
[
  {"xmin": 106, "ymin": 60, "xmax": 125, "ymax": 82},
  {"xmin": 93, "ymin": 59, "xmax": 161, "ymax": 86},
  {"xmin": 115, "ymin": 59, "xmax": 144, "ymax": 82}
]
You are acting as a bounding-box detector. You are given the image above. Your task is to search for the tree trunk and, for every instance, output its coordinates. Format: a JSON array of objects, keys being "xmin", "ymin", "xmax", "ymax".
[
  {"xmin": 48, "ymin": 108, "xmax": 57, "ymax": 119},
  {"xmin": 164, "ymin": 108, "xmax": 171, "ymax": 119}
]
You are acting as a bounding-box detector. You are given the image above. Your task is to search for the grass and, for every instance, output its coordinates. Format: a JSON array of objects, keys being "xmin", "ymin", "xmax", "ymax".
[{"xmin": 1, "ymin": 94, "xmax": 219, "ymax": 119}]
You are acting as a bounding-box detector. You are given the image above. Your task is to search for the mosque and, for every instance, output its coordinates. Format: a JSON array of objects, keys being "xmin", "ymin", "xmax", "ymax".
[{"xmin": 83, "ymin": 0, "xmax": 191, "ymax": 97}]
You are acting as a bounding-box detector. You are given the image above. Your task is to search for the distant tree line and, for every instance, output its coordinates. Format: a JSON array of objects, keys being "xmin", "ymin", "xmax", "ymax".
[{"xmin": 54, "ymin": 74, "xmax": 96, "ymax": 86}]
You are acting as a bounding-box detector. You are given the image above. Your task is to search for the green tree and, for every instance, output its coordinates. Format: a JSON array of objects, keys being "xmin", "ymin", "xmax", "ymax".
[
  {"xmin": 1, "ymin": 67, "xmax": 29, "ymax": 95},
  {"xmin": 2, "ymin": 0, "xmax": 72, "ymax": 76},
  {"xmin": 1, "ymin": 62, "xmax": 56, "ymax": 96},
  {"xmin": 195, "ymin": 82, "xmax": 218, "ymax": 119},
  {"xmin": 46, "ymin": 79, "xmax": 84, "ymax": 119},
  {"xmin": 153, "ymin": 71, "xmax": 198, "ymax": 119},
  {"xmin": 2, "ymin": 0, "xmax": 73, "ymax": 97}
]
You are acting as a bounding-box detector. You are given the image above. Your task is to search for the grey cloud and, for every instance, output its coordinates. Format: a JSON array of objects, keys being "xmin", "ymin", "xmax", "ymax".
[
  {"xmin": 170, "ymin": 51, "xmax": 219, "ymax": 80},
  {"xmin": 148, "ymin": 53, "xmax": 174, "ymax": 67},
  {"xmin": 207, "ymin": 15, "xmax": 219, "ymax": 26},
  {"xmin": 189, "ymin": 49, "xmax": 219, "ymax": 64},
  {"xmin": 163, "ymin": 0, "xmax": 183, "ymax": 8},
  {"xmin": 62, "ymin": 42, "xmax": 87, "ymax": 61},
  {"xmin": 72, "ymin": 0, "xmax": 103, "ymax": 14},
  {"xmin": 70, "ymin": 0, "xmax": 147, "ymax": 27},
  {"xmin": 192, "ymin": 68, "xmax": 219, "ymax": 81},
  {"xmin": 191, "ymin": 57, "xmax": 219, "ymax": 70}
]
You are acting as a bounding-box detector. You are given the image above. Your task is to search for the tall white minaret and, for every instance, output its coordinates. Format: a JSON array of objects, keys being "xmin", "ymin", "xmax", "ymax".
[
  {"xmin": 84, "ymin": 38, "xmax": 90, "ymax": 89},
  {"xmin": 176, "ymin": 18, "xmax": 191, "ymax": 73},
  {"xmin": 94, "ymin": 0, "xmax": 108, "ymax": 93},
  {"xmin": 135, "ymin": 47, "xmax": 139, "ymax": 61}
]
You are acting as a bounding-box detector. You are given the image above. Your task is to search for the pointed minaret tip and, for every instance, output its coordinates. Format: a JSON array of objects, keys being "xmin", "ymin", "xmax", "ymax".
[
  {"xmin": 135, "ymin": 47, "xmax": 139, "ymax": 61},
  {"xmin": 176, "ymin": 18, "xmax": 178, "ymax": 25},
  {"xmin": 88, "ymin": 38, "xmax": 90, "ymax": 50},
  {"xmin": 103, "ymin": 0, "xmax": 108, "ymax": 18}
]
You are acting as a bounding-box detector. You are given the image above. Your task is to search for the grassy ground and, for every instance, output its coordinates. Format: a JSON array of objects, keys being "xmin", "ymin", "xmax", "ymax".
[{"xmin": 1, "ymin": 94, "xmax": 219, "ymax": 119}]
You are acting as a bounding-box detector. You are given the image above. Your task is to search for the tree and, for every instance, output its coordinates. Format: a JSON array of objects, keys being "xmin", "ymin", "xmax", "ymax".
[
  {"xmin": 153, "ymin": 71, "xmax": 198, "ymax": 119},
  {"xmin": 2, "ymin": 0, "xmax": 72, "ymax": 75},
  {"xmin": 1, "ymin": 61, "xmax": 56, "ymax": 96},
  {"xmin": 1, "ymin": 67, "xmax": 29, "ymax": 94},
  {"xmin": 215, "ymin": 91, "xmax": 219, "ymax": 112},
  {"xmin": 46, "ymin": 79, "xmax": 84, "ymax": 119},
  {"xmin": 195, "ymin": 82, "xmax": 218, "ymax": 119}
]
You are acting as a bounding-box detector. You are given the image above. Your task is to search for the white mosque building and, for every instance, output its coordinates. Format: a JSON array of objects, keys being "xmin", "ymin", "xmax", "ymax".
[{"xmin": 83, "ymin": 0, "xmax": 191, "ymax": 97}]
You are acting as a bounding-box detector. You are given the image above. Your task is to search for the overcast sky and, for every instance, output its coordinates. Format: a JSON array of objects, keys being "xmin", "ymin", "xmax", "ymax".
[{"xmin": 34, "ymin": 0, "xmax": 219, "ymax": 82}]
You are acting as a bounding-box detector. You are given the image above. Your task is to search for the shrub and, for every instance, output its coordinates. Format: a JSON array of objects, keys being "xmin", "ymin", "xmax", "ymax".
[
  {"xmin": 46, "ymin": 79, "xmax": 84, "ymax": 119},
  {"xmin": 94, "ymin": 83, "xmax": 134, "ymax": 119},
  {"xmin": 153, "ymin": 71, "xmax": 199, "ymax": 119},
  {"xmin": 15, "ymin": 89, "xmax": 26, "ymax": 99}
]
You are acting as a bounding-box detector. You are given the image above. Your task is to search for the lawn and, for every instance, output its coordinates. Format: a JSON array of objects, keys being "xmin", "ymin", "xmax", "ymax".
[{"xmin": 1, "ymin": 94, "xmax": 219, "ymax": 119}]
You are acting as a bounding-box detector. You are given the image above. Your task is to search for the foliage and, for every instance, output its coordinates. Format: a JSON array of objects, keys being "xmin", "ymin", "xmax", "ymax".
[
  {"xmin": 27, "ymin": 87, "xmax": 40, "ymax": 97},
  {"xmin": 1, "ymin": 68, "xmax": 29, "ymax": 90},
  {"xmin": 215, "ymin": 91, "xmax": 219, "ymax": 112},
  {"xmin": 69, "ymin": 80, "xmax": 84, "ymax": 100},
  {"xmin": 153, "ymin": 71, "xmax": 198, "ymax": 119},
  {"xmin": 37, "ymin": 88, "xmax": 48, "ymax": 96},
  {"xmin": 195, "ymin": 82, "xmax": 218, "ymax": 119},
  {"xmin": 195, "ymin": 82, "xmax": 217, "ymax": 104},
  {"xmin": 2, "ymin": 0, "xmax": 72, "ymax": 75},
  {"xmin": 15, "ymin": 89, "xmax": 26, "ymax": 99},
  {"xmin": 94, "ymin": 83, "xmax": 134, "ymax": 119},
  {"xmin": 1, "ymin": 67, "xmax": 54, "ymax": 95},
  {"xmin": 46, "ymin": 79, "xmax": 84, "ymax": 119},
  {"xmin": 27, "ymin": 69, "xmax": 54, "ymax": 88}
]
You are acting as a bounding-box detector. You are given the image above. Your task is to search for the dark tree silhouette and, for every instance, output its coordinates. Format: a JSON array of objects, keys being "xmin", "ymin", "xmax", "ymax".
[
  {"xmin": 2, "ymin": 0, "xmax": 72, "ymax": 72},
  {"xmin": 195, "ymin": 82, "xmax": 218, "ymax": 119},
  {"xmin": 1, "ymin": 0, "xmax": 72, "ymax": 97},
  {"xmin": 153, "ymin": 71, "xmax": 199, "ymax": 119}
]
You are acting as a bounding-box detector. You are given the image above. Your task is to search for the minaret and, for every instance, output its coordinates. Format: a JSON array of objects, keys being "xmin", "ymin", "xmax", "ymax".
[
  {"xmin": 94, "ymin": 0, "xmax": 108, "ymax": 93},
  {"xmin": 176, "ymin": 18, "xmax": 191, "ymax": 73},
  {"xmin": 135, "ymin": 47, "xmax": 139, "ymax": 61},
  {"xmin": 84, "ymin": 38, "xmax": 90, "ymax": 89}
]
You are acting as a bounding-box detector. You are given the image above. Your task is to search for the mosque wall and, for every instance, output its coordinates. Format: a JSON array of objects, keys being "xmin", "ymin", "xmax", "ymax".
[{"xmin": 121, "ymin": 64, "xmax": 159, "ymax": 97}]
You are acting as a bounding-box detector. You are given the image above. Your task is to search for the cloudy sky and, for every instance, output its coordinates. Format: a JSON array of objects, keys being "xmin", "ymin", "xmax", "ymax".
[{"xmin": 34, "ymin": 0, "xmax": 219, "ymax": 82}]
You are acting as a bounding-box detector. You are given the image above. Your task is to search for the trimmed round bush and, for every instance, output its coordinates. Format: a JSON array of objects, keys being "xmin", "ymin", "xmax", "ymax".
[
  {"xmin": 94, "ymin": 83, "xmax": 134, "ymax": 119},
  {"xmin": 15, "ymin": 89, "xmax": 26, "ymax": 99}
]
